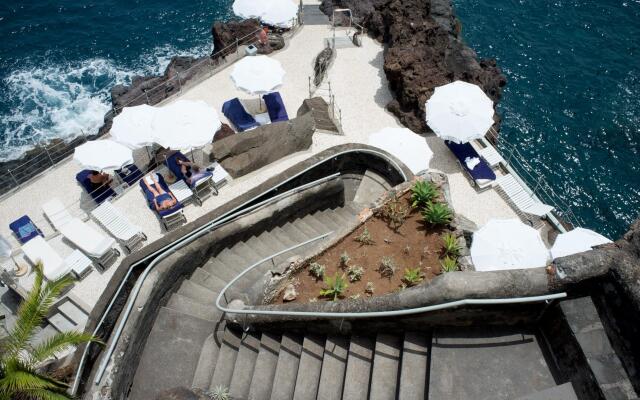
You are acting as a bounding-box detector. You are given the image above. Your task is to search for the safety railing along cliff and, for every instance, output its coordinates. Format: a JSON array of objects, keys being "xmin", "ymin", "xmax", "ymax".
[{"xmin": 0, "ymin": 14, "xmax": 303, "ymax": 200}]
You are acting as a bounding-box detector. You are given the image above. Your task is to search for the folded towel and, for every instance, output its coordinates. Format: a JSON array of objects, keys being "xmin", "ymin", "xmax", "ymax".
[
  {"xmin": 144, "ymin": 175, "xmax": 154, "ymax": 185},
  {"xmin": 465, "ymin": 157, "xmax": 481, "ymax": 170}
]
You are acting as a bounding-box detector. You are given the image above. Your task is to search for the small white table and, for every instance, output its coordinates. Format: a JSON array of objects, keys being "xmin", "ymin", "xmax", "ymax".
[
  {"xmin": 168, "ymin": 180, "xmax": 194, "ymax": 206},
  {"xmin": 255, "ymin": 112, "xmax": 271, "ymax": 126}
]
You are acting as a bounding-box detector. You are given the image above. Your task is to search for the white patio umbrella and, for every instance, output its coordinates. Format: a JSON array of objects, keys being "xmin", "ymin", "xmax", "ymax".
[
  {"xmin": 425, "ymin": 80, "xmax": 495, "ymax": 143},
  {"xmin": 151, "ymin": 100, "xmax": 222, "ymax": 151},
  {"xmin": 368, "ymin": 127, "xmax": 433, "ymax": 174},
  {"xmin": 110, "ymin": 105, "xmax": 158, "ymax": 149},
  {"xmin": 231, "ymin": 55, "xmax": 285, "ymax": 95},
  {"xmin": 233, "ymin": 0, "xmax": 298, "ymax": 28},
  {"xmin": 73, "ymin": 139, "xmax": 134, "ymax": 171},
  {"xmin": 551, "ymin": 228, "xmax": 611, "ymax": 259},
  {"xmin": 471, "ymin": 219, "xmax": 550, "ymax": 271},
  {"xmin": 0, "ymin": 235, "xmax": 12, "ymax": 259}
]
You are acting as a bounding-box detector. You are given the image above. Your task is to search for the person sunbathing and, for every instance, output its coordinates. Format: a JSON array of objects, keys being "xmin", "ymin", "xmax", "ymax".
[
  {"xmin": 88, "ymin": 170, "xmax": 112, "ymax": 187},
  {"xmin": 143, "ymin": 175, "xmax": 177, "ymax": 211},
  {"xmin": 176, "ymin": 158, "xmax": 210, "ymax": 186}
]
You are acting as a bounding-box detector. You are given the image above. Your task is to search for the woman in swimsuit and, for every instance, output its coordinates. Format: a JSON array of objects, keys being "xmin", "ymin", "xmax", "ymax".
[
  {"xmin": 143, "ymin": 175, "xmax": 177, "ymax": 211},
  {"xmin": 176, "ymin": 158, "xmax": 207, "ymax": 186}
]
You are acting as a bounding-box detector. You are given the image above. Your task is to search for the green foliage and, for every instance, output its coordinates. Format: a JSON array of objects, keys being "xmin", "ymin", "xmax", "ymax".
[
  {"xmin": 0, "ymin": 263, "xmax": 101, "ymax": 400},
  {"xmin": 365, "ymin": 282, "xmax": 375, "ymax": 295},
  {"xmin": 309, "ymin": 262, "xmax": 325, "ymax": 280},
  {"xmin": 378, "ymin": 256, "xmax": 397, "ymax": 278},
  {"xmin": 440, "ymin": 256, "xmax": 458, "ymax": 273},
  {"xmin": 403, "ymin": 267, "xmax": 424, "ymax": 286},
  {"xmin": 347, "ymin": 265, "xmax": 364, "ymax": 282},
  {"xmin": 442, "ymin": 233, "xmax": 461, "ymax": 258},
  {"xmin": 421, "ymin": 202, "xmax": 453, "ymax": 226},
  {"xmin": 339, "ymin": 251, "xmax": 351, "ymax": 268},
  {"xmin": 411, "ymin": 180, "xmax": 438, "ymax": 208},
  {"xmin": 355, "ymin": 226, "xmax": 374, "ymax": 245},
  {"xmin": 319, "ymin": 273, "xmax": 349, "ymax": 301},
  {"xmin": 380, "ymin": 194, "xmax": 410, "ymax": 232},
  {"xmin": 211, "ymin": 385, "xmax": 230, "ymax": 400}
]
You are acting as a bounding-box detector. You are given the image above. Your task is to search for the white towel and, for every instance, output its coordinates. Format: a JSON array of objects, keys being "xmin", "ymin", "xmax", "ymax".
[{"xmin": 465, "ymin": 157, "xmax": 481, "ymax": 170}]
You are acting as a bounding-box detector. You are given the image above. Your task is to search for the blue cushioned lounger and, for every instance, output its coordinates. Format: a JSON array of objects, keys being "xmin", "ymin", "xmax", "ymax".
[
  {"xmin": 9, "ymin": 215, "xmax": 43, "ymax": 244},
  {"xmin": 139, "ymin": 174, "xmax": 183, "ymax": 218},
  {"xmin": 76, "ymin": 170, "xmax": 117, "ymax": 204},
  {"xmin": 116, "ymin": 164, "xmax": 143, "ymax": 186},
  {"xmin": 222, "ymin": 98, "xmax": 259, "ymax": 132},
  {"xmin": 444, "ymin": 140, "xmax": 496, "ymax": 189},
  {"xmin": 263, "ymin": 92, "xmax": 289, "ymax": 122}
]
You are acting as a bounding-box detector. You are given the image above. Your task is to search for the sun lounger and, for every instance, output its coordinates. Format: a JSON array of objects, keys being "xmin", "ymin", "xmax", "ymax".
[
  {"xmin": 76, "ymin": 170, "xmax": 117, "ymax": 205},
  {"xmin": 165, "ymin": 151, "xmax": 217, "ymax": 204},
  {"xmin": 496, "ymin": 174, "xmax": 554, "ymax": 224},
  {"xmin": 9, "ymin": 215, "xmax": 43, "ymax": 244},
  {"xmin": 116, "ymin": 164, "xmax": 144, "ymax": 187},
  {"xmin": 91, "ymin": 201, "xmax": 147, "ymax": 253},
  {"xmin": 263, "ymin": 92, "xmax": 289, "ymax": 123},
  {"xmin": 444, "ymin": 140, "xmax": 496, "ymax": 189},
  {"xmin": 22, "ymin": 236, "xmax": 92, "ymax": 280},
  {"xmin": 222, "ymin": 98, "xmax": 259, "ymax": 132},
  {"xmin": 478, "ymin": 145, "xmax": 505, "ymax": 168},
  {"xmin": 139, "ymin": 173, "xmax": 187, "ymax": 231},
  {"xmin": 42, "ymin": 198, "xmax": 119, "ymax": 270},
  {"xmin": 209, "ymin": 161, "xmax": 230, "ymax": 189}
]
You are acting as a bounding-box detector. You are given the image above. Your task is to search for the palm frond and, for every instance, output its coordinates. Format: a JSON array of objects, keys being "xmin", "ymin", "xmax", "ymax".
[
  {"xmin": 30, "ymin": 331, "xmax": 102, "ymax": 365},
  {"xmin": 0, "ymin": 369, "xmax": 66, "ymax": 393},
  {"xmin": 15, "ymin": 388, "xmax": 71, "ymax": 400}
]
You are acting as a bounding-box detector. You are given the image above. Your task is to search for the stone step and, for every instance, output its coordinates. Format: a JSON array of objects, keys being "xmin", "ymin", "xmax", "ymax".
[
  {"xmin": 192, "ymin": 333, "xmax": 221, "ymax": 390},
  {"xmin": 202, "ymin": 258, "xmax": 237, "ymax": 283},
  {"xmin": 237, "ymin": 238, "xmax": 270, "ymax": 261},
  {"xmin": 369, "ymin": 333, "xmax": 402, "ymax": 400},
  {"xmin": 292, "ymin": 334, "xmax": 326, "ymax": 400},
  {"xmin": 515, "ymin": 382, "xmax": 579, "ymax": 400},
  {"xmin": 256, "ymin": 230, "xmax": 290, "ymax": 254},
  {"xmin": 344, "ymin": 201, "xmax": 364, "ymax": 217},
  {"xmin": 229, "ymin": 332, "xmax": 261, "ymax": 399},
  {"xmin": 342, "ymin": 335, "xmax": 375, "ymax": 400},
  {"xmin": 166, "ymin": 293, "xmax": 220, "ymax": 322},
  {"xmin": 209, "ymin": 328, "xmax": 243, "ymax": 390},
  {"xmin": 48, "ymin": 312, "xmax": 77, "ymax": 333},
  {"xmin": 248, "ymin": 332, "xmax": 282, "ymax": 400},
  {"xmin": 334, "ymin": 206, "xmax": 358, "ymax": 226},
  {"xmin": 317, "ymin": 335, "xmax": 349, "ymax": 400},
  {"xmin": 177, "ymin": 279, "xmax": 218, "ymax": 305},
  {"xmin": 354, "ymin": 169, "xmax": 390, "ymax": 206},
  {"xmin": 130, "ymin": 307, "xmax": 215, "ymax": 399},
  {"xmin": 56, "ymin": 300, "xmax": 88, "ymax": 328},
  {"xmin": 282, "ymin": 221, "xmax": 315, "ymax": 243},
  {"xmin": 314, "ymin": 209, "xmax": 341, "ymax": 232},
  {"xmin": 398, "ymin": 331, "xmax": 430, "ymax": 400},
  {"xmin": 229, "ymin": 243, "xmax": 264, "ymax": 268},
  {"xmin": 292, "ymin": 217, "xmax": 324, "ymax": 238},
  {"xmin": 271, "ymin": 333, "xmax": 304, "ymax": 400},
  {"xmin": 190, "ymin": 268, "xmax": 227, "ymax": 293},
  {"xmin": 217, "ymin": 248, "xmax": 249, "ymax": 273},
  {"xmin": 301, "ymin": 213, "xmax": 333, "ymax": 236},
  {"xmin": 271, "ymin": 226, "xmax": 297, "ymax": 248}
]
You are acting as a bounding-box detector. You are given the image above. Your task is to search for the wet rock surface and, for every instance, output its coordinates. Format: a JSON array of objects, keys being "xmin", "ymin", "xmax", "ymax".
[{"xmin": 320, "ymin": 0, "xmax": 506, "ymax": 133}]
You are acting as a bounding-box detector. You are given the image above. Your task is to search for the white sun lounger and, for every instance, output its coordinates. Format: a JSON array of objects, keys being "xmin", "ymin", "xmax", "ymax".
[
  {"xmin": 210, "ymin": 161, "xmax": 230, "ymax": 189},
  {"xmin": 22, "ymin": 236, "xmax": 92, "ymax": 280},
  {"xmin": 42, "ymin": 198, "xmax": 120, "ymax": 270},
  {"xmin": 496, "ymin": 174, "xmax": 554, "ymax": 221},
  {"xmin": 91, "ymin": 201, "xmax": 146, "ymax": 253}
]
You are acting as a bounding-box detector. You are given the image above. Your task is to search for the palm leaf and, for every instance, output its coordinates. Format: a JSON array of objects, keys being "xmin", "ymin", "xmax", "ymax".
[
  {"xmin": 30, "ymin": 331, "xmax": 102, "ymax": 365},
  {"xmin": 0, "ymin": 369, "xmax": 65, "ymax": 393}
]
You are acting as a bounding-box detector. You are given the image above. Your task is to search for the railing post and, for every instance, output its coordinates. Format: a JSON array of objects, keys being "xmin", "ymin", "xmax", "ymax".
[
  {"xmin": 8, "ymin": 169, "xmax": 19, "ymax": 187},
  {"xmin": 236, "ymin": 38, "xmax": 240, "ymax": 56},
  {"xmin": 143, "ymin": 89, "xmax": 150, "ymax": 104}
]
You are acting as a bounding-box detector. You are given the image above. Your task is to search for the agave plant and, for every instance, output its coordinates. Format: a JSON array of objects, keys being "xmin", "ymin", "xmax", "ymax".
[
  {"xmin": 0, "ymin": 263, "xmax": 101, "ymax": 400},
  {"xmin": 319, "ymin": 272, "xmax": 348, "ymax": 301},
  {"xmin": 378, "ymin": 256, "xmax": 397, "ymax": 278},
  {"xmin": 422, "ymin": 202, "xmax": 453, "ymax": 226},
  {"xmin": 309, "ymin": 262, "xmax": 326, "ymax": 280},
  {"xmin": 355, "ymin": 226, "xmax": 374, "ymax": 245},
  {"xmin": 211, "ymin": 385, "xmax": 230, "ymax": 400},
  {"xmin": 411, "ymin": 180, "xmax": 438, "ymax": 208},
  {"xmin": 402, "ymin": 267, "xmax": 424, "ymax": 287},
  {"xmin": 441, "ymin": 256, "xmax": 458, "ymax": 273},
  {"xmin": 442, "ymin": 233, "xmax": 461, "ymax": 258}
]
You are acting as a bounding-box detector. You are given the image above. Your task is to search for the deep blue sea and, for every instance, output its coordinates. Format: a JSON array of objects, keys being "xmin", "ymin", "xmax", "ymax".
[{"xmin": 0, "ymin": 0, "xmax": 638, "ymax": 237}]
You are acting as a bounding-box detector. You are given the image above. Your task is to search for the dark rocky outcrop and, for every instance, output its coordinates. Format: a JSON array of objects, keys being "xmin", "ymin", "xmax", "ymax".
[
  {"xmin": 314, "ymin": 46, "xmax": 334, "ymax": 86},
  {"xmin": 320, "ymin": 0, "xmax": 506, "ymax": 133},
  {"xmin": 212, "ymin": 123, "xmax": 236, "ymax": 142}
]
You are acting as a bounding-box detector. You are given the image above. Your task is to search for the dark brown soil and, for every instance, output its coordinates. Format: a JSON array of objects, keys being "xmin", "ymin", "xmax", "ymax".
[{"xmin": 278, "ymin": 192, "xmax": 452, "ymax": 304}]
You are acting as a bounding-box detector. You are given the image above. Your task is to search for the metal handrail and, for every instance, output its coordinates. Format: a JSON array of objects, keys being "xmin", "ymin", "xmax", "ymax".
[{"xmin": 215, "ymin": 235, "xmax": 568, "ymax": 318}]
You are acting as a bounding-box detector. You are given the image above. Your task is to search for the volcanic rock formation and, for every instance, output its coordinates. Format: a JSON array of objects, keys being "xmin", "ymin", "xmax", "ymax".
[{"xmin": 321, "ymin": 0, "xmax": 507, "ymax": 133}]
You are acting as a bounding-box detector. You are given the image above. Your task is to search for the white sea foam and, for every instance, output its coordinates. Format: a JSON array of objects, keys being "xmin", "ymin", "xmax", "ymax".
[{"xmin": 0, "ymin": 42, "xmax": 210, "ymax": 161}]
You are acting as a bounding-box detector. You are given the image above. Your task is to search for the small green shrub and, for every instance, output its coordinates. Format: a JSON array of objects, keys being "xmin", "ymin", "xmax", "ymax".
[
  {"xmin": 403, "ymin": 267, "xmax": 424, "ymax": 286},
  {"xmin": 378, "ymin": 256, "xmax": 397, "ymax": 278},
  {"xmin": 211, "ymin": 386, "xmax": 230, "ymax": 400},
  {"xmin": 442, "ymin": 233, "xmax": 461, "ymax": 257},
  {"xmin": 411, "ymin": 180, "xmax": 438, "ymax": 208},
  {"xmin": 347, "ymin": 265, "xmax": 364, "ymax": 282},
  {"xmin": 380, "ymin": 194, "xmax": 410, "ymax": 232},
  {"xmin": 440, "ymin": 256, "xmax": 458, "ymax": 273},
  {"xmin": 365, "ymin": 281, "xmax": 375, "ymax": 295},
  {"xmin": 422, "ymin": 202, "xmax": 453, "ymax": 226},
  {"xmin": 355, "ymin": 226, "xmax": 374, "ymax": 245},
  {"xmin": 309, "ymin": 262, "xmax": 325, "ymax": 280},
  {"xmin": 340, "ymin": 251, "xmax": 351, "ymax": 268},
  {"xmin": 319, "ymin": 272, "xmax": 348, "ymax": 301}
]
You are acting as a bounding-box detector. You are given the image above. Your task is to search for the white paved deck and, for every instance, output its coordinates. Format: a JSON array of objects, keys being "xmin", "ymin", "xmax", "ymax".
[{"xmin": 0, "ymin": 16, "xmax": 519, "ymax": 317}]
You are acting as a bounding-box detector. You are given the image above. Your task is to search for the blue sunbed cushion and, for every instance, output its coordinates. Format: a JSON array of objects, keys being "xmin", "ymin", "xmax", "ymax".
[
  {"xmin": 165, "ymin": 151, "xmax": 188, "ymax": 182},
  {"xmin": 76, "ymin": 170, "xmax": 116, "ymax": 204},
  {"xmin": 116, "ymin": 164, "xmax": 143, "ymax": 186},
  {"xmin": 263, "ymin": 92, "xmax": 289, "ymax": 123},
  {"xmin": 222, "ymin": 98, "xmax": 259, "ymax": 132},
  {"xmin": 444, "ymin": 141, "xmax": 496, "ymax": 182},
  {"xmin": 139, "ymin": 174, "xmax": 183, "ymax": 217},
  {"xmin": 9, "ymin": 215, "xmax": 43, "ymax": 244}
]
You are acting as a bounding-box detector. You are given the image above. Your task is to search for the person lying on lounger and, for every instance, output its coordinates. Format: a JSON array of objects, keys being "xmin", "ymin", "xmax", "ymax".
[
  {"xmin": 176, "ymin": 158, "xmax": 211, "ymax": 187},
  {"xmin": 143, "ymin": 175, "xmax": 178, "ymax": 211},
  {"xmin": 88, "ymin": 170, "xmax": 113, "ymax": 187}
]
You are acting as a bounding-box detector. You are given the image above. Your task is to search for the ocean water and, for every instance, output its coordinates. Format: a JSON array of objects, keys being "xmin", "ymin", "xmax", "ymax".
[
  {"xmin": 452, "ymin": 0, "xmax": 640, "ymax": 238},
  {"xmin": 1, "ymin": 1, "xmax": 638, "ymax": 238}
]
